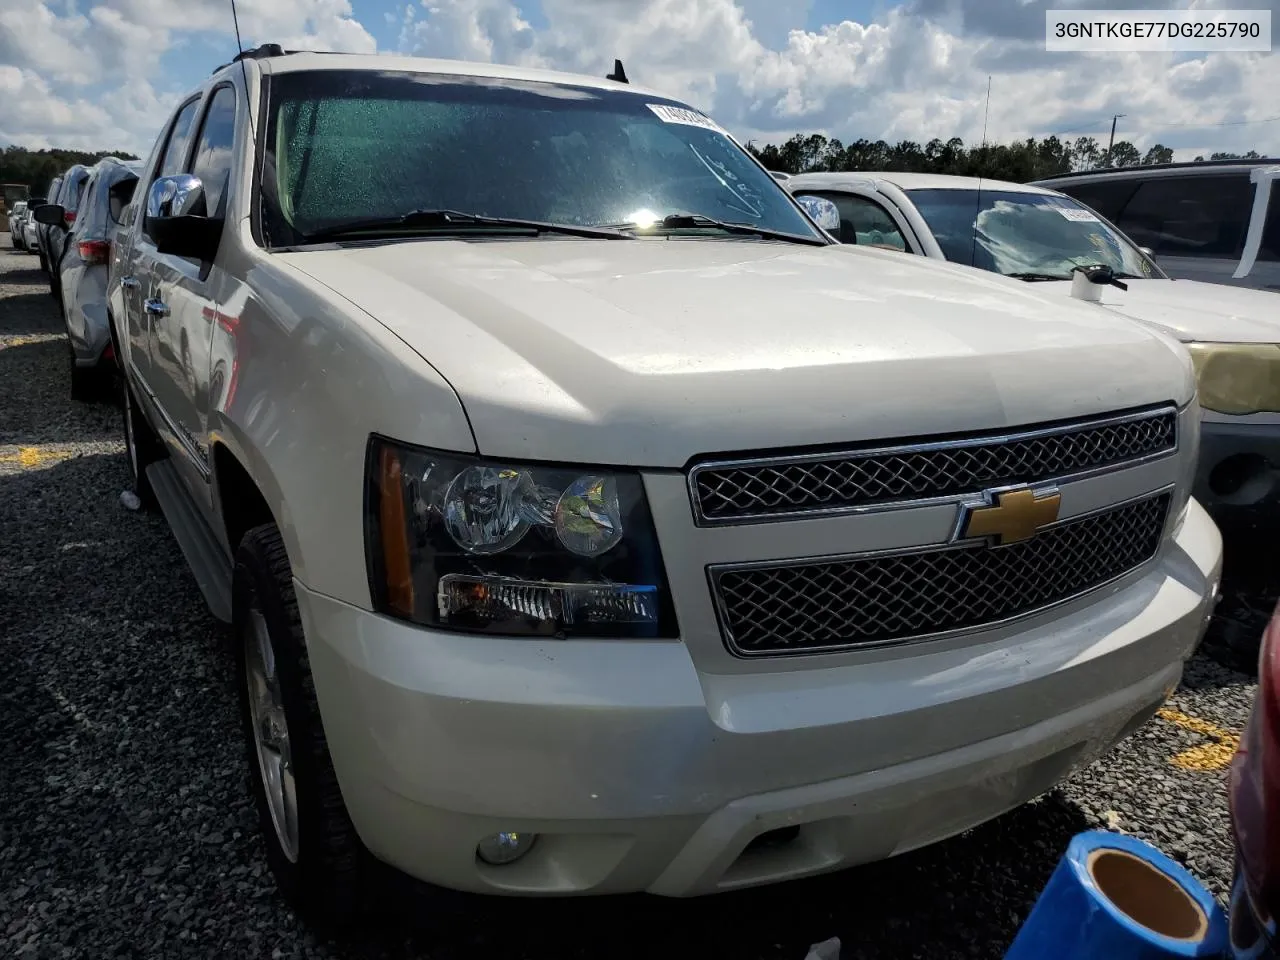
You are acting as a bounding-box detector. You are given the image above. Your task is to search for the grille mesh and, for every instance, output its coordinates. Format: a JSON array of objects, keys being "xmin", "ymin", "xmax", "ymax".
[
  {"xmin": 691, "ymin": 409, "xmax": 1176, "ymax": 523},
  {"xmin": 713, "ymin": 492, "xmax": 1171, "ymax": 656}
]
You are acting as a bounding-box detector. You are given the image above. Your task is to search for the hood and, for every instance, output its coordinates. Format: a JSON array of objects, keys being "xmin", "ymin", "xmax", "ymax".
[
  {"xmin": 280, "ymin": 239, "xmax": 1194, "ymax": 467},
  {"xmin": 1033, "ymin": 277, "xmax": 1280, "ymax": 344}
]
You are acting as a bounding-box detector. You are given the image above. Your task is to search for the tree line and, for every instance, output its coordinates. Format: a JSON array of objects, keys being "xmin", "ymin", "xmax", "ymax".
[
  {"xmin": 1, "ymin": 145, "xmax": 140, "ymax": 199},
  {"xmin": 0, "ymin": 135, "xmax": 1265, "ymax": 197},
  {"xmin": 745, "ymin": 133, "xmax": 1264, "ymax": 182}
]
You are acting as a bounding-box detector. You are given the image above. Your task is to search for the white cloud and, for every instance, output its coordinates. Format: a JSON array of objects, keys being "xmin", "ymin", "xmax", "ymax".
[
  {"xmin": 399, "ymin": 0, "xmax": 1280, "ymax": 158},
  {"xmin": 400, "ymin": 0, "xmax": 538, "ymax": 63},
  {"xmin": 0, "ymin": 0, "xmax": 375, "ymax": 157},
  {"xmin": 0, "ymin": 67, "xmax": 176, "ymax": 153}
]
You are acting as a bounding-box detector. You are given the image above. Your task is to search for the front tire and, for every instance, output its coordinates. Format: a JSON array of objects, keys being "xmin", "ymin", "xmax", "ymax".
[{"xmin": 233, "ymin": 524, "xmax": 369, "ymax": 928}]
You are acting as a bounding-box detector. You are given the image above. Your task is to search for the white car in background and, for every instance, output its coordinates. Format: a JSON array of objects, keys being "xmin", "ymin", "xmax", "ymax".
[{"xmin": 789, "ymin": 170, "xmax": 1280, "ymax": 662}]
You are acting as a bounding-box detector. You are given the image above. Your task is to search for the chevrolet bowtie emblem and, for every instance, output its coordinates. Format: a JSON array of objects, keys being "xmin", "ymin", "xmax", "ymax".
[{"xmin": 957, "ymin": 487, "xmax": 1062, "ymax": 546}]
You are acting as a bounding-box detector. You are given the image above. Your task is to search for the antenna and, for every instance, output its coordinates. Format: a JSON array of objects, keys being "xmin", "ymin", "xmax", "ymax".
[
  {"xmin": 971, "ymin": 75, "xmax": 991, "ymax": 269},
  {"xmin": 981, "ymin": 75, "xmax": 992, "ymax": 147},
  {"xmin": 1105, "ymin": 113, "xmax": 1126, "ymax": 167},
  {"xmin": 229, "ymin": 0, "xmax": 258, "ymax": 159},
  {"xmin": 231, "ymin": 0, "xmax": 248, "ymax": 63},
  {"xmin": 969, "ymin": 176, "xmax": 983, "ymax": 269},
  {"xmin": 605, "ymin": 59, "xmax": 629, "ymax": 84}
]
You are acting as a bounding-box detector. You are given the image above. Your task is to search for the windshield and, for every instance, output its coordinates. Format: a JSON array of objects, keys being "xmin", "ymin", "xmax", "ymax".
[
  {"xmin": 907, "ymin": 188, "xmax": 1162, "ymax": 281},
  {"xmin": 259, "ymin": 70, "xmax": 821, "ymax": 246}
]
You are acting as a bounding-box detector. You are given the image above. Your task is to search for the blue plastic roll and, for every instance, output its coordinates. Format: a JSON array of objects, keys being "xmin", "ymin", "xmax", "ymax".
[{"xmin": 1004, "ymin": 830, "xmax": 1228, "ymax": 960}]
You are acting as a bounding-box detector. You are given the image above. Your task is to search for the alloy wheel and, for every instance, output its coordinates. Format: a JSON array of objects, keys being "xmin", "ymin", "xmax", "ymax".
[{"xmin": 244, "ymin": 606, "xmax": 300, "ymax": 863}]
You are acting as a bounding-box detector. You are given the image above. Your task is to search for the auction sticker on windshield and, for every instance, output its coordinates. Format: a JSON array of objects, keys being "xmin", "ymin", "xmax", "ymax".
[
  {"xmin": 1055, "ymin": 207, "xmax": 1101, "ymax": 222},
  {"xmin": 647, "ymin": 104, "xmax": 725, "ymax": 133}
]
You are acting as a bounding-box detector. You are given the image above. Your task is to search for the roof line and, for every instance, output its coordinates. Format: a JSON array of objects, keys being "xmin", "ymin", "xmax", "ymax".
[{"xmin": 1037, "ymin": 157, "xmax": 1280, "ymax": 179}]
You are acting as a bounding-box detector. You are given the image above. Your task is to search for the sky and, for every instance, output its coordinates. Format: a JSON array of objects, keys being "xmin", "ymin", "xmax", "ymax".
[{"xmin": 2, "ymin": 0, "xmax": 1278, "ymax": 161}]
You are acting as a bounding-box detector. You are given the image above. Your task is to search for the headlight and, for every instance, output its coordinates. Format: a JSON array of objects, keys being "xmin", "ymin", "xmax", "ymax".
[
  {"xmin": 1186, "ymin": 342, "xmax": 1280, "ymax": 415},
  {"xmin": 364, "ymin": 437, "xmax": 677, "ymax": 638}
]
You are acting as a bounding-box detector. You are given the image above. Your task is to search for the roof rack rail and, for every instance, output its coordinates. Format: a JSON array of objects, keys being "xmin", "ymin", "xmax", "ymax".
[
  {"xmin": 211, "ymin": 43, "xmax": 290, "ymax": 74},
  {"xmin": 1037, "ymin": 157, "xmax": 1280, "ymax": 180},
  {"xmin": 236, "ymin": 43, "xmax": 286, "ymax": 61}
]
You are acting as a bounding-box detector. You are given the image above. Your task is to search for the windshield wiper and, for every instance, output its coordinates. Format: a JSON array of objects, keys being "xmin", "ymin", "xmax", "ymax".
[
  {"xmin": 612, "ymin": 213, "xmax": 827, "ymax": 246},
  {"xmin": 1005, "ymin": 272, "xmax": 1072, "ymax": 282},
  {"xmin": 299, "ymin": 209, "xmax": 632, "ymax": 244}
]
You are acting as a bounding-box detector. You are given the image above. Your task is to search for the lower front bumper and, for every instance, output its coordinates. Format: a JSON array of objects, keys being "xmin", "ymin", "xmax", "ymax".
[
  {"xmin": 296, "ymin": 500, "xmax": 1221, "ymax": 898},
  {"xmin": 330, "ymin": 668, "xmax": 1173, "ymax": 898},
  {"xmin": 1195, "ymin": 417, "xmax": 1280, "ymax": 581}
]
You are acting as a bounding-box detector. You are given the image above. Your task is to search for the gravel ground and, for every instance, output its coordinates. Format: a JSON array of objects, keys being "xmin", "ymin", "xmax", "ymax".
[{"xmin": 0, "ymin": 244, "xmax": 1261, "ymax": 959}]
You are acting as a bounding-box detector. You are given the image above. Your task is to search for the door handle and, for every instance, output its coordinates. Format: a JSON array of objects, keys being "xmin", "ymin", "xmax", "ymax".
[
  {"xmin": 120, "ymin": 276, "xmax": 140, "ymax": 290},
  {"xmin": 144, "ymin": 298, "xmax": 169, "ymax": 318}
]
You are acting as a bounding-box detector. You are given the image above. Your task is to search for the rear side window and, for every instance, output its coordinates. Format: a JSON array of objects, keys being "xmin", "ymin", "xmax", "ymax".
[
  {"xmin": 71, "ymin": 174, "xmax": 90, "ymax": 212},
  {"xmin": 144, "ymin": 98, "xmax": 202, "ymax": 244},
  {"xmin": 1114, "ymin": 175, "xmax": 1253, "ymax": 259},
  {"xmin": 189, "ymin": 86, "xmax": 237, "ymax": 217},
  {"xmin": 158, "ymin": 99, "xmax": 202, "ymax": 178},
  {"xmin": 108, "ymin": 176, "xmax": 138, "ymax": 223},
  {"xmin": 1053, "ymin": 179, "xmax": 1139, "ymax": 220},
  {"xmin": 74, "ymin": 174, "xmax": 97, "ymax": 223}
]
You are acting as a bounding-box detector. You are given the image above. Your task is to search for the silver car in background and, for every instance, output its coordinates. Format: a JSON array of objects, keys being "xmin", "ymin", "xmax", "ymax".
[
  {"xmin": 22, "ymin": 204, "xmax": 42, "ymax": 254},
  {"xmin": 32, "ymin": 175, "xmax": 63, "ymax": 270},
  {"xmin": 37, "ymin": 165, "xmax": 93, "ymax": 294},
  {"xmin": 8, "ymin": 200, "xmax": 28, "ymax": 249},
  {"xmin": 46, "ymin": 157, "xmax": 143, "ymax": 399},
  {"xmin": 1033, "ymin": 159, "xmax": 1280, "ymax": 293}
]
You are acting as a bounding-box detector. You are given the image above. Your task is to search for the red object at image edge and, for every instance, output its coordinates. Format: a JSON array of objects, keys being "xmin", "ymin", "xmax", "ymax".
[{"xmin": 1229, "ymin": 602, "xmax": 1280, "ymax": 929}]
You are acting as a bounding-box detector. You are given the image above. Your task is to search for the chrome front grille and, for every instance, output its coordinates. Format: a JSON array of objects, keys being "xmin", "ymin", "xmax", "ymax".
[
  {"xmin": 689, "ymin": 407, "xmax": 1176, "ymax": 525},
  {"xmin": 710, "ymin": 491, "xmax": 1171, "ymax": 657}
]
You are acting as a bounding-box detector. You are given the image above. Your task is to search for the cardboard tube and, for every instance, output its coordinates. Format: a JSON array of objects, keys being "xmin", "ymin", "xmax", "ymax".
[{"xmin": 1004, "ymin": 830, "xmax": 1227, "ymax": 959}]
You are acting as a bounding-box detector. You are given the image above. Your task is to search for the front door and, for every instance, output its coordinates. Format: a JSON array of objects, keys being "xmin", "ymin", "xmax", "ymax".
[
  {"xmin": 124, "ymin": 96, "xmax": 203, "ymax": 426},
  {"xmin": 145, "ymin": 84, "xmax": 239, "ymax": 507}
]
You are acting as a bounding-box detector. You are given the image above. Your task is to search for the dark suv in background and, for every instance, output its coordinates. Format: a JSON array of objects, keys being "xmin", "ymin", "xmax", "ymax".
[
  {"xmin": 35, "ymin": 164, "xmax": 93, "ymax": 295},
  {"xmin": 1034, "ymin": 159, "xmax": 1280, "ymax": 293}
]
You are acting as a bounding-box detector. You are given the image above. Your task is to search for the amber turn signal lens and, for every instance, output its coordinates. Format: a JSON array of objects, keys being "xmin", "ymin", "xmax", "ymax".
[{"xmin": 377, "ymin": 445, "xmax": 415, "ymax": 616}]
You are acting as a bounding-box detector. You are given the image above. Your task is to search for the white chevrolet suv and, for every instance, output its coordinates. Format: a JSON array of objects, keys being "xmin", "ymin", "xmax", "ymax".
[{"xmin": 108, "ymin": 46, "xmax": 1221, "ymax": 923}]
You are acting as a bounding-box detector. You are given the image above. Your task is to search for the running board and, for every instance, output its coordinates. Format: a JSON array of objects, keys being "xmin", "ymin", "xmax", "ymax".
[{"xmin": 146, "ymin": 461, "xmax": 233, "ymax": 623}]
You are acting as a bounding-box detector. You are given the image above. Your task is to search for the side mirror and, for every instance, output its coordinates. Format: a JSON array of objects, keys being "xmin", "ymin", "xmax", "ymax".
[
  {"xmin": 794, "ymin": 194, "xmax": 841, "ymax": 233},
  {"xmin": 1138, "ymin": 246, "xmax": 1157, "ymax": 261},
  {"xmin": 32, "ymin": 204, "xmax": 66, "ymax": 226},
  {"xmin": 145, "ymin": 174, "xmax": 223, "ymax": 261}
]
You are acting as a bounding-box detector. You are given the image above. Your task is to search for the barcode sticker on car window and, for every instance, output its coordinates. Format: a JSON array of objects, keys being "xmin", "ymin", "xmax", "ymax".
[
  {"xmin": 1055, "ymin": 206, "xmax": 1100, "ymax": 222},
  {"xmin": 647, "ymin": 104, "xmax": 725, "ymax": 133}
]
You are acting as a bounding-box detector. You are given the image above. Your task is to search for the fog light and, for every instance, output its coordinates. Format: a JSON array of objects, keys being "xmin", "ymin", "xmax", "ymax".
[{"xmin": 476, "ymin": 831, "xmax": 537, "ymax": 865}]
